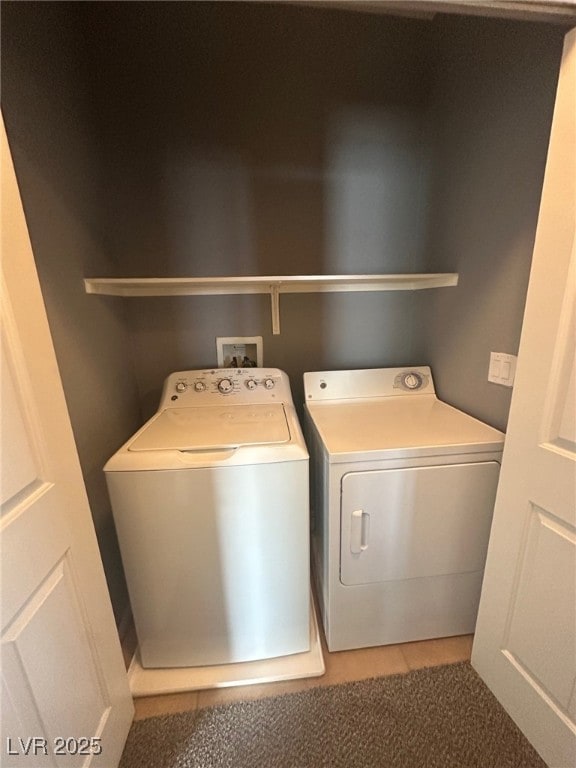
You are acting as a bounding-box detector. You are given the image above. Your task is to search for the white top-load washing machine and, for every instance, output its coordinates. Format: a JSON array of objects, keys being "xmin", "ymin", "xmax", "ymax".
[
  {"xmin": 304, "ymin": 366, "xmax": 505, "ymax": 652},
  {"xmin": 105, "ymin": 368, "xmax": 310, "ymax": 669}
]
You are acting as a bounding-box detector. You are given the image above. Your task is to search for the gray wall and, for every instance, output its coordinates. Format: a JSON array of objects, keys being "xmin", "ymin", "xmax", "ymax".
[
  {"xmin": 83, "ymin": 3, "xmax": 564, "ymax": 422},
  {"xmin": 1, "ymin": 3, "xmax": 143, "ymax": 623},
  {"xmin": 85, "ymin": 2, "xmax": 436, "ymax": 413},
  {"xmin": 417, "ymin": 16, "xmax": 564, "ymax": 431}
]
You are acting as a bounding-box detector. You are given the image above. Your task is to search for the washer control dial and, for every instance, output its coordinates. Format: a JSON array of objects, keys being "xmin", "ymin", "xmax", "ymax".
[
  {"xmin": 263, "ymin": 378, "xmax": 275, "ymax": 390},
  {"xmin": 194, "ymin": 381, "xmax": 206, "ymax": 392},
  {"xmin": 175, "ymin": 381, "xmax": 188, "ymax": 393},
  {"xmin": 217, "ymin": 378, "xmax": 233, "ymax": 394},
  {"xmin": 402, "ymin": 372, "xmax": 423, "ymax": 390},
  {"xmin": 245, "ymin": 379, "xmax": 257, "ymax": 390}
]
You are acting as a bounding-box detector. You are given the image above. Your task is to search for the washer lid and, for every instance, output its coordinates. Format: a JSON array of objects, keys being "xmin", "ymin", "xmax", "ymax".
[
  {"xmin": 128, "ymin": 404, "xmax": 290, "ymax": 452},
  {"xmin": 306, "ymin": 396, "xmax": 504, "ymax": 462}
]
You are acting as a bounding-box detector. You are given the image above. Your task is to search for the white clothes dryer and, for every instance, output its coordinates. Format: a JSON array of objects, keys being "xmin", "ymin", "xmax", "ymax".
[
  {"xmin": 304, "ymin": 366, "xmax": 505, "ymax": 652},
  {"xmin": 106, "ymin": 368, "xmax": 310, "ymax": 669}
]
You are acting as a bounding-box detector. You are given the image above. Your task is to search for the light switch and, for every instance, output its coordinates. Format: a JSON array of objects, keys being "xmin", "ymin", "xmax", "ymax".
[
  {"xmin": 488, "ymin": 352, "xmax": 517, "ymax": 387},
  {"xmin": 489, "ymin": 357, "xmax": 501, "ymax": 379}
]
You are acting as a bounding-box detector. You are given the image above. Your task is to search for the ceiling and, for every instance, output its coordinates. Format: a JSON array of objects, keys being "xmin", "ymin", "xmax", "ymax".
[{"xmin": 290, "ymin": 1, "xmax": 576, "ymax": 24}]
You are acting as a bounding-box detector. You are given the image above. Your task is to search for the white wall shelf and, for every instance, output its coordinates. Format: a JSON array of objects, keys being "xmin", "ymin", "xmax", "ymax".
[{"xmin": 84, "ymin": 273, "xmax": 458, "ymax": 334}]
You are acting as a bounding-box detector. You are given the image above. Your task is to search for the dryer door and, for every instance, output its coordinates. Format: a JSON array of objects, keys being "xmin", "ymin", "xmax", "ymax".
[{"xmin": 340, "ymin": 462, "xmax": 500, "ymax": 586}]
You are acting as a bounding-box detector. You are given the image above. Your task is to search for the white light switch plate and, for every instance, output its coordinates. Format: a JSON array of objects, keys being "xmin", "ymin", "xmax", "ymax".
[{"xmin": 488, "ymin": 352, "xmax": 517, "ymax": 387}]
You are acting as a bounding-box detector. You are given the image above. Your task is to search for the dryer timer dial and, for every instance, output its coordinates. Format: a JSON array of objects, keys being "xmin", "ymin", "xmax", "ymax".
[{"xmin": 402, "ymin": 372, "xmax": 423, "ymax": 390}]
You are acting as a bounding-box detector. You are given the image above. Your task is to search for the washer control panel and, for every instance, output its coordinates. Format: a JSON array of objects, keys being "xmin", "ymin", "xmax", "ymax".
[{"xmin": 160, "ymin": 368, "xmax": 290, "ymax": 407}]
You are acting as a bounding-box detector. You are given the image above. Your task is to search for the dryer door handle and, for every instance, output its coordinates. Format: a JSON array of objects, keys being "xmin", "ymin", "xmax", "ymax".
[{"xmin": 350, "ymin": 509, "xmax": 370, "ymax": 554}]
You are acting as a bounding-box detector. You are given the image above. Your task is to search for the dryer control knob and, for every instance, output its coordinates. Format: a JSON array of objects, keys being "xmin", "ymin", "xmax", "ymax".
[
  {"xmin": 194, "ymin": 381, "xmax": 206, "ymax": 392},
  {"xmin": 218, "ymin": 378, "xmax": 233, "ymax": 394},
  {"xmin": 264, "ymin": 378, "xmax": 275, "ymax": 390},
  {"xmin": 245, "ymin": 379, "xmax": 257, "ymax": 390},
  {"xmin": 403, "ymin": 373, "xmax": 422, "ymax": 390},
  {"xmin": 175, "ymin": 381, "xmax": 188, "ymax": 393}
]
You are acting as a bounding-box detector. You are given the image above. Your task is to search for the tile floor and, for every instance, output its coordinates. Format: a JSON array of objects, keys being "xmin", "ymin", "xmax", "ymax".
[{"xmin": 123, "ymin": 620, "xmax": 473, "ymax": 722}]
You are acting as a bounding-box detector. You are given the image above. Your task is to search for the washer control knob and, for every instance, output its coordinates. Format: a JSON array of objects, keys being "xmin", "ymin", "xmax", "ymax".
[
  {"xmin": 263, "ymin": 378, "xmax": 275, "ymax": 390},
  {"xmin": 403, "ymin": 372, "xmax": 422, "ymax": 390},
  {"xmin": 194, "ymin": 381, "xmax": 206, "ymax": 392},
  {"xmin": 245, "ymin": 379, "xmax": 257, "ymax": 390},
  {"xmin": 175, "ymin": 381, "xmax": 188, "ymax": 393},
  {"xmin": 218, "ymin": 378, "xmax": 233, "ymax": 394}
]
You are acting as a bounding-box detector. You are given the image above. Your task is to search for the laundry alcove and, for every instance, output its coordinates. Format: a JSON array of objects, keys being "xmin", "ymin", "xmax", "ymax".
[{"xmin": 1, "ymin": 0, "xmax": 568, "ymax": 642}]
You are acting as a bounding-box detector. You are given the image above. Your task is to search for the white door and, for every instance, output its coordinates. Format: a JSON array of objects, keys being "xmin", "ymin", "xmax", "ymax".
[
  {"xmin": 1, "ymin": 118, "xmax": 134, "ymax": 767},
  {"xmin": 472, "ymin": 30, "xmax": 576, "ymax": 768}
]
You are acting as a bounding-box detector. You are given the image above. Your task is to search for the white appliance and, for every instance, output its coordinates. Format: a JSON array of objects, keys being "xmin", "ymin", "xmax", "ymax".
[
  {"xmin": 105, "ymin": 368, "xmax": 310, "ymax": 669},
  {"xmin": 304, "ymin": 366, "xmax": 505, "ymax": 652}
]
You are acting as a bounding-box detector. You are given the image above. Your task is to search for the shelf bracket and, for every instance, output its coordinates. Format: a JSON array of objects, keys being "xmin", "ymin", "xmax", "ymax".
[{"xmin": 270, "ymin": 283, "xmax": 281, "ymax": 335}]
